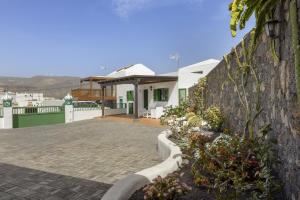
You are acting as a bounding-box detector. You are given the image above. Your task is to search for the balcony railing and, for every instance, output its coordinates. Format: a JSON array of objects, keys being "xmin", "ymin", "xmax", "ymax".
[{"xmin": 71, "ymin": 89, "xmax": 116, "ymax": 101}]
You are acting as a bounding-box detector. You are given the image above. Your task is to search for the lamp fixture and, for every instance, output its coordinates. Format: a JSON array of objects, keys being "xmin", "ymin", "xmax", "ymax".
[{"xmin": 264, "ymin": 20, "xmax": 280, "ymax": 39}]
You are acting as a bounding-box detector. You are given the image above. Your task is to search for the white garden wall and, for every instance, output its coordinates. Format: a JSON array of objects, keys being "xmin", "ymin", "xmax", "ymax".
[
  {"xmin": 0, "ymin": 118, "xmax": 4, "ymax": 129},
  {"xmin": 73, "ymin": 108, "xmax": 102, "ymax": 122}
]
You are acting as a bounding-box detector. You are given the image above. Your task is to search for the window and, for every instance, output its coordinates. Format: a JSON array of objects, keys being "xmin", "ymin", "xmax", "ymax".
[
  {"xmin": 192, "ymin": 71, "xmax": 203, "ymax": 74},
  {"xmin": 127, "ymin": 90, "xmax": 134, "ymax": 101},
  {"xmin": 179, "ymin": 88, "xmax": 187, "ymax": 105},
  {"xmin": 154, "ymin": 88, "xmax": 169, "ymax": 102}
]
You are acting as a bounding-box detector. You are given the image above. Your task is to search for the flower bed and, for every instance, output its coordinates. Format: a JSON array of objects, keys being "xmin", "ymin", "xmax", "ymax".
[{"xmin": 130, "ymin": 103, "xmax": 283, "ymax": 200}]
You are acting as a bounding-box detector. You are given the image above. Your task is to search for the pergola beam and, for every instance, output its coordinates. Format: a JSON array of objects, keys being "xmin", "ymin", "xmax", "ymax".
[{"xmin": 98, "ymin": 75, "xmax": 178, "ymax": 86}]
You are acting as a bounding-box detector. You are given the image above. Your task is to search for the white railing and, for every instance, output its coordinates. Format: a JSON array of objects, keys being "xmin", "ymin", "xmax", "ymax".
[{"xmin": 12, "ymin": 106, "xmax": 64, "ymax": 115}]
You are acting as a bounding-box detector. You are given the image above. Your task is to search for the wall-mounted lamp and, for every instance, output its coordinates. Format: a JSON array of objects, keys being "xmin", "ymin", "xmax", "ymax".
[{"xmin": 264, "ymin": 20, "xmax": 280, "ymax": 39}]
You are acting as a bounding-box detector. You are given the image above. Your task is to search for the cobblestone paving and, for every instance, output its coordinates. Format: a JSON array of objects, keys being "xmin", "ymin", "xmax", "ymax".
[
  {"xmin": 0, "ymin": 163, "xmax": 111, "ymax": 200},
  {"xmin": 0, "ymin": 119, "xmax": 163, "ymax": 199}
]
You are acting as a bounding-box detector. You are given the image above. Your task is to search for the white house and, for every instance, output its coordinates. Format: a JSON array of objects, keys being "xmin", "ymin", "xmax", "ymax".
[
  {"xmin": 0, "ymin": 92, "xmax": 44, "ymax": 107},
  {"xmin": 98, "ymin": 59, "xmax": 220, "ymax": 119},
  {"xmin": 15, "ymin": 93, "xmax": 44, "ymax": 107},
  {"xmin": 177, "ymin": 59, "xmax": 220, "ymax": 104},
  {"xmin": 107, "ymin": 64, "xmax": 155, "ymax": 78},
  {"xmin": 107, "ymin": 64, "xmax": 156, "ymax": 113}
]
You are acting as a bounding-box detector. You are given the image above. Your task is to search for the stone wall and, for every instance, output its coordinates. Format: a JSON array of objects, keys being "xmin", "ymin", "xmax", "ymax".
[{"xmin": 189, "ymin": 2, "xmax": 300, "ymax": 199}]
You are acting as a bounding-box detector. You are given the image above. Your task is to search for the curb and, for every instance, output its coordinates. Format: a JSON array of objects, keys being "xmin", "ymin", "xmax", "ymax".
[{"xmin": 101, "ymin": 130, "xmax": 183, "ymax": 200}]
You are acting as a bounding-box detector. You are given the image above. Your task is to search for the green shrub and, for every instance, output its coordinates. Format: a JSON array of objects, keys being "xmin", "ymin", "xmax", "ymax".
[
  {"xmin": 160, "ymin": 102, "xmax": 190, "ymax": 125},
  {"xmin": 191, "ymin": 133, "xmax": 281, "ymax": 199},
  {"xmin": 188, "ymin": 115, "xmax": 202, "ymax": 128},
  {"xmin": 193, "ymin": 77, "xmax": 207, "ymax": 115},
  {"xmin": 204, "ymin": 106, "xmax": 224, "ymax": 131},
  {"xmin": 143, "ymin": 172, "xmax": 191, "ymax": 200},
  {"xmin": 185, "ymin": 112, "xmax": 196, "ymax": 120},
  {"xmin": 164, "ymin": 102, "xmax": 189, "ymax": 118}
]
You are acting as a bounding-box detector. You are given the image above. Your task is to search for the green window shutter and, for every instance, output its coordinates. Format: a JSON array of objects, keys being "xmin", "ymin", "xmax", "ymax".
[
  {"xmin": 158, "ymin": 89, "xmax": 162, "ymax": 101},
  {"xmin": 161, "ymin": 88, "xmax": 169, "ymax": 101},
  {"xmin": 127, "ymin": 91, "xmax": 130, "ymax": 101},
  {"xmin": 154, "ymin": 88, "xmax": 168, "ymax": 102},
  {"xmin": 127, "ymin": 90, "xmax": 134, "ymax": 101},
  {"xmin": 154, "ymin": 89, "xmax": 158, "ymax": 101}
]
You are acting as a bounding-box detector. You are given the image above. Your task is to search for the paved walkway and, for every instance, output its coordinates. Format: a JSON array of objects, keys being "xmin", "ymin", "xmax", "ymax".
[{"xmin": 0, "ymin": 119, "xmax": 163, "ymax": 199}]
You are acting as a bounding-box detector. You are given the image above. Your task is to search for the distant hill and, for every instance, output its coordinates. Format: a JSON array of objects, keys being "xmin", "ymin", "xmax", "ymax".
[{"xmin": 0, "ymin": 76, "xmax": 81, "ymax": 99}]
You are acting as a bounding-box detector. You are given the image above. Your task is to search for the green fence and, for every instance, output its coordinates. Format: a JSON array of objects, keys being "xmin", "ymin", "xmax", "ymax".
[
  {"xmin": 0, "ymin": 108, "xmax": 3, "ymax": 118},
  {"xmin": 13, "ymin": 106, "xmax": 65, "ymax": 128}
]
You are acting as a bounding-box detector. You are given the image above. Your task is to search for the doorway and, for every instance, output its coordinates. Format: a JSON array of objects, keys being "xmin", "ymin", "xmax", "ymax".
[
  {"xmin": 128, "ymin": 103, "xmax": 134, "ymax": 114},
  {"xmin": 143, "ymin": 89, "xmax": 148, "ymax": 110},
  {"xmin": 119, "ymin": 98, "xmax": 124, "ymax": 109}
]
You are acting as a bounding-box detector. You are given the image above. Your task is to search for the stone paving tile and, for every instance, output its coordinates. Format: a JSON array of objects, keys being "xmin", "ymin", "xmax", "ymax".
[
  {"xmin": 0, "ymin": 163, "xmax": 112, "ymax": 199},
  {"xmin": 0, "ymin": 119, "xmax": 163, "ymax": 199}
]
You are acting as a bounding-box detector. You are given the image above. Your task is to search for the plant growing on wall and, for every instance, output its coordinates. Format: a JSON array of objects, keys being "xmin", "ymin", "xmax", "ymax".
[
  {"xmin": 229, "ymin": 0, "xmax": 300, "ymax": 107},
  {"xmin": 193, "ymin": 77, "xmax": 207, "ymax": 115},
  {"xmin": 224, "ymin": 36, "xmax": 262, "ymax": 140},
  {"xmin": 229, "ymin": 0, "xmax": 280, "ymax": 42},
  {"xmin": 289, "ymin": 0, "xmax": 300, "ymax": 106}
]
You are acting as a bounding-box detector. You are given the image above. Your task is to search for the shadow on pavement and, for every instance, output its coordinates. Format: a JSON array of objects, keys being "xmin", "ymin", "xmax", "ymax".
[{"xmin": 0, "ymin": 162, "xmax": 112, "ymax": 200}]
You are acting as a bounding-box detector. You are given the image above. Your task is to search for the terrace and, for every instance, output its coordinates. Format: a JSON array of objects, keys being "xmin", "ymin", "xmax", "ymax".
[
  {"xmin": 71, "ymin": 76, "xmax": 116, "ymax": 102},
  {"xmin": 0, "ymin": 119, "xmax": 163, "ymax": 199},
  {"xmin": 99, "ymin": 75, "xmax": 178, "ymax": 119}
]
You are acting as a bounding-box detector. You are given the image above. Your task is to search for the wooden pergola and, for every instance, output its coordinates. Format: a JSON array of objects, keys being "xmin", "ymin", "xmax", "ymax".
[
  {"xmin": 98, "ymin": 75, "xmax": 178, "ymax": 119},
  {"xmin": 72, "ymin": 76, "xmax": 116, "ymax": 101},
  {"xmin": 80, "ymin": 76, "xmax": 112, "ymax": 91}
]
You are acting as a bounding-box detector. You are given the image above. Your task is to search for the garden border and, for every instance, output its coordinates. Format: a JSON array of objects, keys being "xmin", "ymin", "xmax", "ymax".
[{"xmin": 101, "ymin": 129, "xmax": 183, "ymax": 200}]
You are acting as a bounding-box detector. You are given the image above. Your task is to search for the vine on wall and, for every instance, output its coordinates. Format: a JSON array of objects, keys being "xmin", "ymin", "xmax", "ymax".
[
  {"xmin": 229, "ymin": 0, "xmax": 300, "ymax": 107},
  {"xmin": 290, "ymin": 0, "xmax": 300, "ymax": 106},
  {"xmin": 224, "ymin": 34, "xmax": 263, "ymax": 140},
  {"xmin": 193, "ymin": 77, "xmax": 207, "ymax": 116}
]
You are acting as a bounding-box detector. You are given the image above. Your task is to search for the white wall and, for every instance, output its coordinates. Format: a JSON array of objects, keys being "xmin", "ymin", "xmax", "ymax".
[
  {"xmin": 178, "ymin": 59, "xmax": 219, "ymax": 94},
  {"xmin": 42, "ymin": 100, "xmax": 64, "ymax": 107},
  {"xmin": 116, "ymin": 84, "xmax": 134, "ymax": 114},
  {"xmin": 3, "ymin": 107, "xmax": 12, "ymax": 129},
  {"xmin": 115, "ymin": 81, "xmax": 178, "ymax": 117},
  {"xmin": 73, "ymin": 108, "xmax": 102, "ymax": 122},
  {"xmin": 109, "ymin": 64, "xmax": 156, "ymax": 115},
  {"xmin": 0, "ymin": 118, "xmax": 3, "ymax": 129},
  {"xmin": 138, "ymin": 81, "xmax": 178, "ymax": 117},
  {"xmin": 15, "ymin": 93, "xmax": 44, "ymax": 107}
]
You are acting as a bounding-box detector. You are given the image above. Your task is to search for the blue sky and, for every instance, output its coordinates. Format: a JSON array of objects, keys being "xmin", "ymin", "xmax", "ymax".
[{"xmin": 0, "ymin": 0, "xmax": 255, "ymax": 77}]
